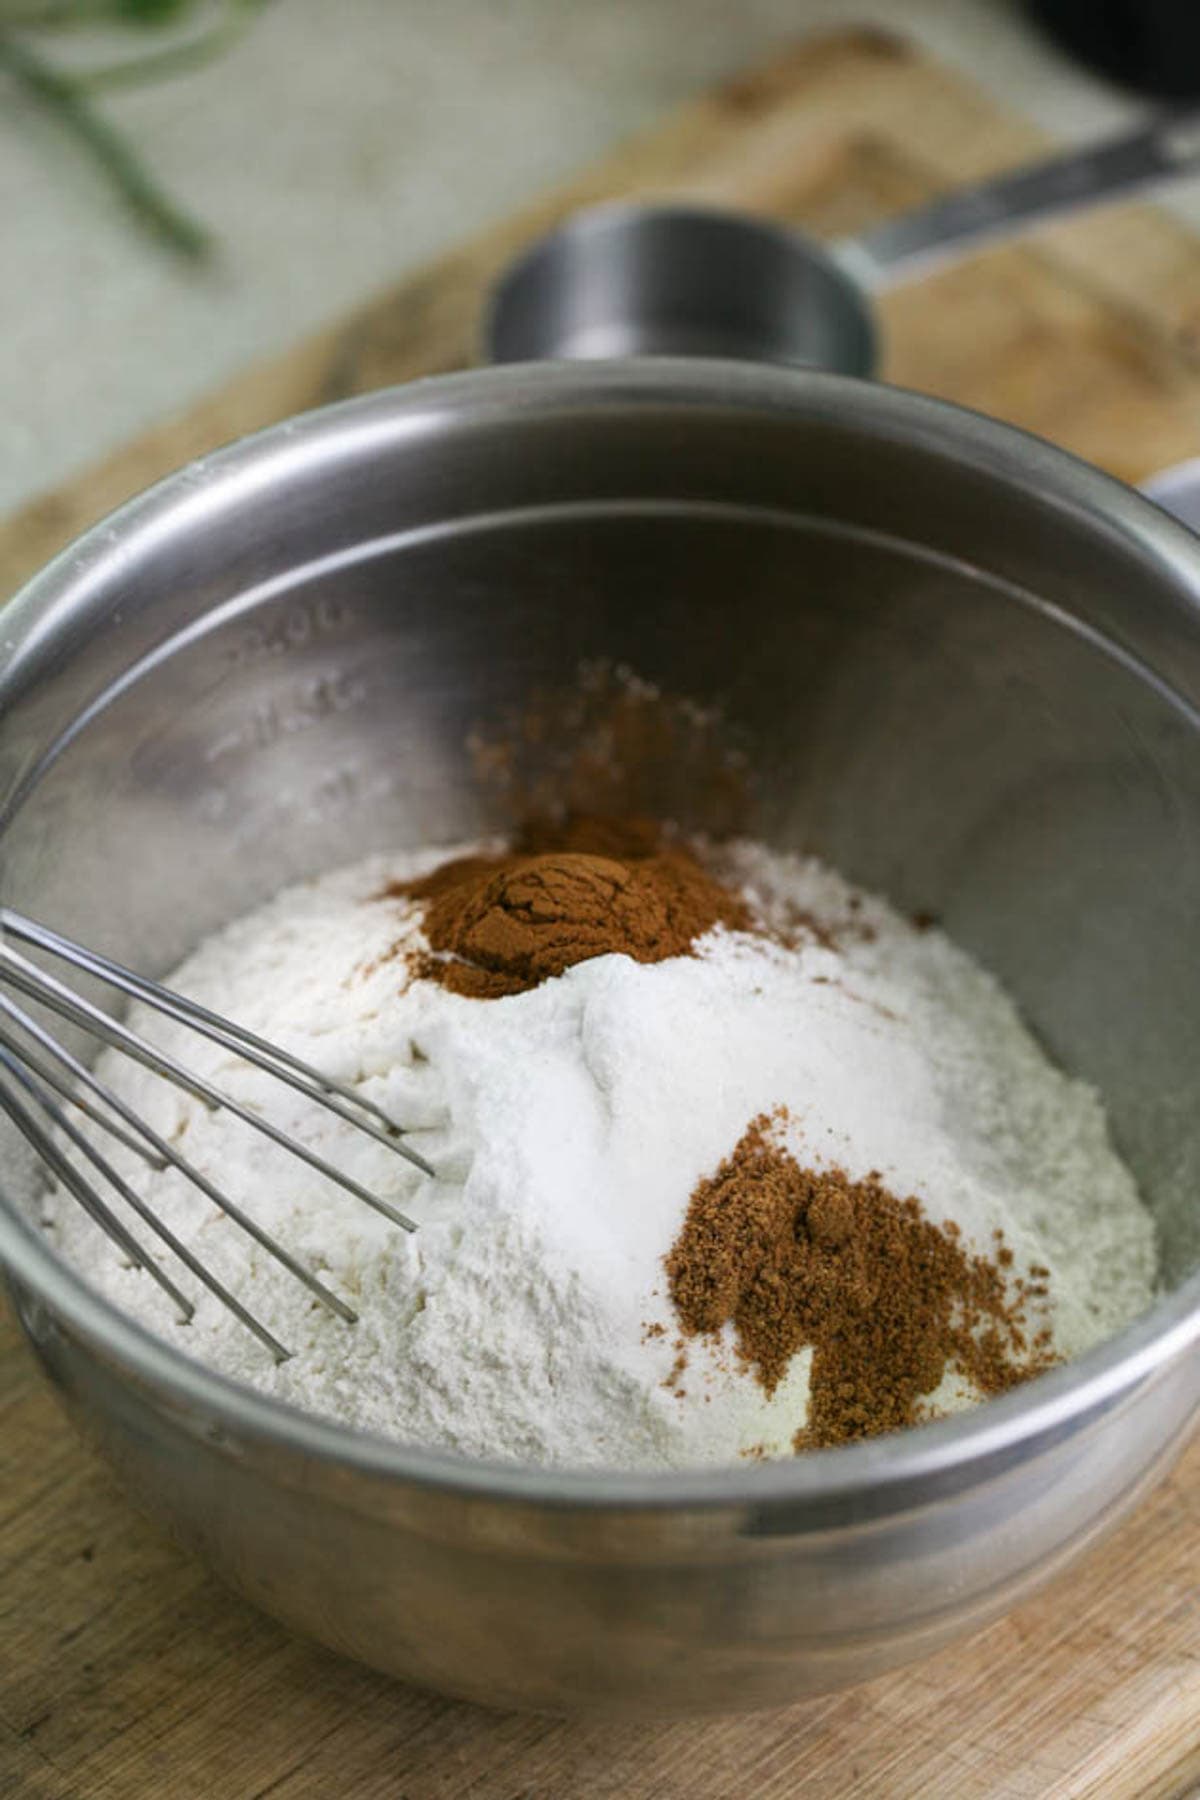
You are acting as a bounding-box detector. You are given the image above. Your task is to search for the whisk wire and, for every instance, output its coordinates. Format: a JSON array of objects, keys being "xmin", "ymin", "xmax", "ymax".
[
  {"xmin": 0, "ymin": 1047, "xmax": 196, "ymax": 1324},
  {"xmin": 0, "ymin": 910, "xmax": 435, "ymax": 1359},
  {"xmin": 2, "ymin": 909, "xmax": 430, "ymax": 1169},
  {"xmin": 0, "ymin": 1016, "xmax": 167, "ymax": 1167},
  {"xmin": 0, "ymin": 1033, "xmax": 304, "ymax": 1359},
  {"xmin": 0, "ymin": 986, "xmax": 363, "ymax": 1332},
  {"xmin": 0, "ymin": 941, "xmax": 420, "ymax": 1233}
]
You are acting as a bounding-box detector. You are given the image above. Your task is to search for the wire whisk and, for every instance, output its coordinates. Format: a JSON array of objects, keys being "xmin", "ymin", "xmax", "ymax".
[{"xmin": 0, "ymin": 908, "xmax": 432, "ymax": 1362}]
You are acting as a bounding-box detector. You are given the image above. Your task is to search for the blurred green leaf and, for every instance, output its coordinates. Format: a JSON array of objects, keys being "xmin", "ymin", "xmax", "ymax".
[
  {"xmin": 0, "ymin": 0, "xmax": 270, "ymax": 257},
  {"xmin": 0, "ymin": 28, "xmax": 210, "ymax": 256},
  {"xmin": 79, "ymin": 0, "xmax": 269, "ymax": 93},
  {"xmin": 113, "ymin": 0, "xmax": 196, "ymax": 24}
]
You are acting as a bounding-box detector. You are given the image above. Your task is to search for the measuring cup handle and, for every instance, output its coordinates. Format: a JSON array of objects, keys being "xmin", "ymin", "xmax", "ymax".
[{"xmin": 841, "ymin": 109, "xmax": 1200, "ymax": 290}]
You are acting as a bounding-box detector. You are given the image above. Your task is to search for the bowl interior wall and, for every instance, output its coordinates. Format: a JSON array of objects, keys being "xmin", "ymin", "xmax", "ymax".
[
  {"xmin": 4, "ymin": 500, "xmax": 1194, "ymax": 1288},
  {"xmin": 1, "ymin": 387, "xmax": 1197, "ymax": 1293}
]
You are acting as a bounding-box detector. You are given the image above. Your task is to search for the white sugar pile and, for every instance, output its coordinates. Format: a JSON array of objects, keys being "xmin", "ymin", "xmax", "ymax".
[{"xmin": 49, "ymin": 840, "xmax": 1157, "ymax": 1469}]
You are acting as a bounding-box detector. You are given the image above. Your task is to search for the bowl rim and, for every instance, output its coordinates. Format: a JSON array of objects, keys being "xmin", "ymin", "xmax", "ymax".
[{"xmin": 2, "ymin": 357, "xmax": 1199, "ymax": 1515}]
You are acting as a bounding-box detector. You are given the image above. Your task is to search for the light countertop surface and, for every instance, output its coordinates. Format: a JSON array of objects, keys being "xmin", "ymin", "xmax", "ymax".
[{"xmin": 3, "ymin": 0, "xmax": 1198, "ymax": 522}]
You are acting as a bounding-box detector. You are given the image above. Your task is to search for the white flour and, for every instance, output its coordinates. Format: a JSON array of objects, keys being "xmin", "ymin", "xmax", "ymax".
[{"xmin": 49, "ymin": 841, "xmax": 1158, "ymax": 1470}]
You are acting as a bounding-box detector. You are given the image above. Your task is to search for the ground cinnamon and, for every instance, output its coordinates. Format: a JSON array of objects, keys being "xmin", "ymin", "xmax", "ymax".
[
  {"xmin": 665, "ymin": 1112, "xmax": 1055, "ymax": 1451},
  {"xmin": 390, "ymin": 815, "xmax": 752, "ymax": 999}
]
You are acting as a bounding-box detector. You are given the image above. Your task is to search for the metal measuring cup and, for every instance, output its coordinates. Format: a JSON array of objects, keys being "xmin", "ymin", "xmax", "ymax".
[{"xmin": 486, "ymin": 111, "xmax": 1200, "ymax": 375}]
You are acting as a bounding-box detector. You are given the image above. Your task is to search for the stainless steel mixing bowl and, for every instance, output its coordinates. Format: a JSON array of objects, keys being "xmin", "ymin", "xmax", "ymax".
[{"xmin": 1, "ymin": 361, "xmax": 1198, "ymax": 1716}]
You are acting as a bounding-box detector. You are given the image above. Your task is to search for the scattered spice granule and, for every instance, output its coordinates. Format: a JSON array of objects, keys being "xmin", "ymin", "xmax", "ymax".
[
  {"xmin": 662, "ymin": 1347, "xmax": 689, "ymax": 1396},
  {"xmin": 665, "ymin": 1111, "xmax": 1057, "ymax": 1452}
]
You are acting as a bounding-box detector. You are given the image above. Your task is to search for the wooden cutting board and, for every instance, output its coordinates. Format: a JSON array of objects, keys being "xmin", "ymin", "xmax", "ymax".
[{"xmin": 2, "ymin": 27, "xmax": 1199, "ymax": 1800}]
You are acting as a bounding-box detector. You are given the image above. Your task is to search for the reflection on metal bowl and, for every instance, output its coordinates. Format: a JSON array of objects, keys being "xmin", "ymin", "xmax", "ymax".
[{"xmin": 0, "ymin": 363, "xmax": 1198, "ymax": 1715}]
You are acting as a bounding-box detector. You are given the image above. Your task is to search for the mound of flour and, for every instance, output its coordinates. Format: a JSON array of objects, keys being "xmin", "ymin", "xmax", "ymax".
[{"xmin": 49, "ymin": 841, "xmax": 1158, "ymax": 1469}]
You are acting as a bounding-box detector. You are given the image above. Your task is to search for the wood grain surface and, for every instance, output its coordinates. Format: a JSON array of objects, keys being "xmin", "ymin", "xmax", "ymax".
[{"xmin": 2, "ymin": 27, "xmax": 1200, "ymax": 1799}]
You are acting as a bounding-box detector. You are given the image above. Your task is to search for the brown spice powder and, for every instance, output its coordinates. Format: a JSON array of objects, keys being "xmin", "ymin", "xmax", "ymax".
[
  {"xmin": 665, "ymin": 1113, "xmax": 1056, "ymax": 1451},
  {"xmin": 388, "ymin": 815, "xmax": 752, "ymax": 999},
  {"xmin": 466, "ymin": 660, "xmax": 754, "ymax": 843}
]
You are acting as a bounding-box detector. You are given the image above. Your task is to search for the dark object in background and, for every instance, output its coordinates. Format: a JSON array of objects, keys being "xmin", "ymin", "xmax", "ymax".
[{"xmin": 1028, "ymin": 1, "xmax": 1200, "ymax": 99}]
